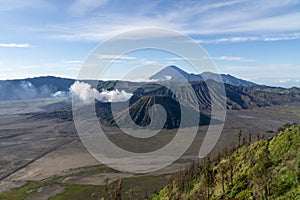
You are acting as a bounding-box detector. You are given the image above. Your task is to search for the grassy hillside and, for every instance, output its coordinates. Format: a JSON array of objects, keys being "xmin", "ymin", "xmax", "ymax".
[{"xmin": 151, "ymin": 123, "xmax": 300, "ymax": 200}]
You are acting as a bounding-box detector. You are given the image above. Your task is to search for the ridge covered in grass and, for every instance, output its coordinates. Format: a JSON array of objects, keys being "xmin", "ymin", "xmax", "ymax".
[{"xmin": 151, "ymin": 124, "xmax": 300, "ymax": 200}]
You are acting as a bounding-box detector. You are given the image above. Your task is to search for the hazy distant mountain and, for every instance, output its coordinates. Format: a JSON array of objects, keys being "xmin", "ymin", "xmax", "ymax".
[
  {"xmin": 20, "ymin": 76, "xmax": 75, "ymax": 91},
  {"xmin": 202, "ymin": 72, "xmax": 257, "ymax": 87},
  {"xmin": 0, "ymin": 76, "xmax": 74, "ymax": 101},
  {"xmin": 150, "ymin": 65, "xmax": 257, "ymax": 87}
]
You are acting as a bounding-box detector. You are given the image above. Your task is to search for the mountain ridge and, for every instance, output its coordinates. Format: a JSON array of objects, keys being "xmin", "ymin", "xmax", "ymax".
[
  {"xmin": 0, "ymin": 66, "xmax": 299, "ymax": 103},
  {"xmin": 150, "ymin": 65, "xmax": 257, "ymax": 87}
]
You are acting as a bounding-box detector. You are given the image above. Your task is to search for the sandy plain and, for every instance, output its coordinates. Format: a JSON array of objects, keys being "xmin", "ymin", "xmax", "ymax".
[{"xmin": 0, "ymin": 98, "xmax": 299, "ymax": 197}]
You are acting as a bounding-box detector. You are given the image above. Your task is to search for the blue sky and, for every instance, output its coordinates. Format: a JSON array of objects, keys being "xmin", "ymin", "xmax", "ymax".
[{"xmin": 0, "ymin": 0, "xmax": 300, "ymax": 87}]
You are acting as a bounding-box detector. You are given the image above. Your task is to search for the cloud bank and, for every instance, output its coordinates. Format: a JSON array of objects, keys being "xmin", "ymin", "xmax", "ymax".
[
  {"xmin": 0, "ymin": 43, "xmax": 30, "ymax": 48},
  {"xmin": 47, "ymin": 0, "xmax": 300, "ymax": 43}
]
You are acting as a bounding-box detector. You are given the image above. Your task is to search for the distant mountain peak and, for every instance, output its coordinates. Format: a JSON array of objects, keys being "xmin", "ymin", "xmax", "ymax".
[
  {"xmin": 164, "ymin": 65, "xmax": 187, "ymax": 72},
  {"xmin": 157, "ymin": 65, "xmax": 189, "ymax": 75},
  {"xmin": 150, "ymin": 66, "xmax": 257, "ymax": 87},
  {"xmin": 150, "ymin": 65, "xmax": 197, "ymax": 82}
]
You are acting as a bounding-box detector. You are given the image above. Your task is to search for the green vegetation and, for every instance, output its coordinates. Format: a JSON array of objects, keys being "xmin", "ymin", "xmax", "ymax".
[
  {"xmin": 151, "ymin": 123, "xmax": 300, "ymax": 200},
  {"xmin": 48, "ymin": 175, "xmax": 167, "ymax": 200},
  {"xmin": 48, "ymin": 184, "xmax": 103, "ymax": 200},
  {"xmin": 0, "ymin": 171, "xmax": 168, "ymax": 200},
  {"xmin": 0, "ymin": 181, "xmax": 47, "ymax": 200}
]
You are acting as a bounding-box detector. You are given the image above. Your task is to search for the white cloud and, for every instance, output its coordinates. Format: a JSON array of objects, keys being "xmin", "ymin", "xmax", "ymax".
[
  {"xmin": 70, "ymin": 81, "xmax": 96, "ymax": 104},
  {"xmin": 141, "ymin": 60, "xmax": 157, "ymax": 65},
  {"xmin": 3, "ymin": 0, "xmax": 299, "ymax": 43},
  {"xmin": 279, "ymin": 79, "xmax": 291, "ymax": 83},
  {"xmin": 44, "ymin": 0, "xmax": 300, "ymax": 43},
  {"xmin": 168, "ymin": 57, "xmax": 189, "ymax": 61},
  {"xmin": 231, "ymin": 12, "xmax": 300, "ymax": 33},
  {"xmin": 53, "ymin": 23, "xmax": 179, "ymax": 42},
  {"xmin": 263, "ymin": 32, "xmax": 300, "ymax": 41},
  {"xmin": 214, "ymin": 56, "xmax": 253, "ymax": 62},
  {"xmin": 91, "ymin": 54, "xmax": 137, "ymax": 64},
  {"xmin": 0, "ymin": 0, "xmax": 53, "ymax": 11},
  {"xmin": 0, "ymin": 43, "xmax": 30, "ymax": 48},
  {"xmin": 69, "ymin": 0, "xmax": 107, "ymax": 16},
  {"xmin": 200, "ymin": 36, "xmax": 260, "ymax": 43},
  {"xmin": 97, "ymin": 89, "xmax": 133, "ymax": 103},
  {"xmin": 199, "ymin": 32, "xmax": 300, "ymax": 44},
  {"xmin": 51, "ymin": 90, "xmax": 69, "ymax": 98},
  {"xmin": 63, "ymin": 60, "xmax": 81, "ymax": 63},
  {"xmin": 94, "ymin": 54, "xmax": 136, "ymax": 60},
  {"xmin": 196, "ymin": 0, "xmax": 245, "ymax": 13},
  {"xmin": 163, "ymin": 75, "xmax": 172, "ymax": 81},
  {"xmin": 127, "ymin": 78, "xmax": 158, "ymax": 82},
  {"xmin": 187, "ymin": 1, "xmax": 300, "ymax": 35},
  {"xmin": 70, "ymin": 81, "xmax": 133, "ymax": 104}
]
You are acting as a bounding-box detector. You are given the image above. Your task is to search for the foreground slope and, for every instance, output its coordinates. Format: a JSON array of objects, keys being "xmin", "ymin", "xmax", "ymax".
[{"xmin": 151, "ymin": 124, "xmax": 300, "ymax": 200}]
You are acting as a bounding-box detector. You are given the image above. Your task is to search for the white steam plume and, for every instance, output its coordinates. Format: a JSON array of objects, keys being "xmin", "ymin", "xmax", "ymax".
[
  {"xmin": 51, "ymin": 91, "xmax": 70, "ymax": 98},
  {"xmin": 70, "ymin": 81, "xmax": 133, "ymax": 104}
]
